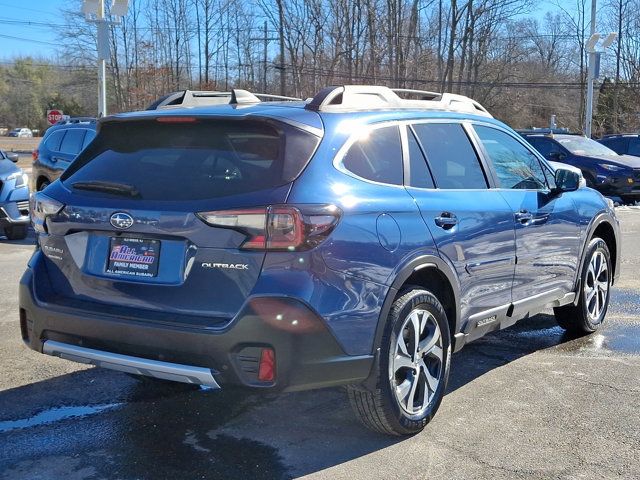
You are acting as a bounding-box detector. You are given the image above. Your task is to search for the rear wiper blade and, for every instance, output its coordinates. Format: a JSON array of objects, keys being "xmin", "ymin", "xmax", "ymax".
[{"xmin": 71, "ymin": 181, "xmax": 141, "ymax": 198}]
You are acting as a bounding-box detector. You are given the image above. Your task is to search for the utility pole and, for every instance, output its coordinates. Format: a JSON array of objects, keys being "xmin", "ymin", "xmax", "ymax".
[
  {"xmin": 277, "ymin": 0, "xmax": 286, "ymax": 96},
  {"xmin": 249, "ymin": 22, "xmax": 277, "ymax": 93},
  {"xmin": 613, "ymin": 0, "xmax": 623, "ymax": 131},
  {"xmin": 585, "ymin": 0, "xmax": 597, "ymax": 138},
  {"xmin": 583, "ymin": 0, "xmax": 617, "ymax": 138},
  {"xmin": 82, "ymin": 0, "xmax": 129, "ymax": 118},
  {"xmin": 97, "ymin": 0, "xmax": 107, "ymax": 117}
]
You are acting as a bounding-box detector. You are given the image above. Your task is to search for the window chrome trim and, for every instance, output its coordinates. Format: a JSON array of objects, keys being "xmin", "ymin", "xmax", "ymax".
[
  {"xmin": 332, "ymin": 120, "xmax": 408, "ymax": 189},
  {"xmin": 332, "ymin": 116, "xmax": 557, "ymax": 192}
]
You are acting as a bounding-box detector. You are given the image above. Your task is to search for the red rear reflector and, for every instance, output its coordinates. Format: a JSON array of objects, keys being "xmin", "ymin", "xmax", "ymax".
[
  {"xmin": 156, "ymin": 116, "xmax": 198, "ymax": 123},
  {"xmin": 258, "ymin": 348, "xmax": 276, "ymax": 382}
]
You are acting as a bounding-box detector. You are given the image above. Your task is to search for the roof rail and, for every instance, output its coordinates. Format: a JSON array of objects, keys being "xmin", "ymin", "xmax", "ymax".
[
  {"xmin": 147, "ymin": 89, "xmax": 302, "ymax": 110},
  {"xmin": 516, "ymin": 128, "xmax": 578, "ymax": 136},
  {"xmin": 54, "ymin": 117, "xmax": 97, "ymax": 125},
  {"xmin": 304, "ymin": 85, "xmax": 492, "ymax": 117}
]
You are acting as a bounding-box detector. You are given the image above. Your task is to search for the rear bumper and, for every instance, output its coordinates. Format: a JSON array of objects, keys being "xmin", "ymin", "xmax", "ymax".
[
  {"xmin": 19, "ymin": 254, "xmax": 373, "ymax": 391},
  {"xmin": 43, "ymin": 339, "xmax": 221, "ymax": 387}
]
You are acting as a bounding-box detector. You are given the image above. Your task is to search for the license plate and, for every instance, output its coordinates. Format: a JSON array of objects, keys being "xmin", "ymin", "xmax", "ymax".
[{"xmin": 106, "ymin": 237, "xmax": 160, "ymax": 278}]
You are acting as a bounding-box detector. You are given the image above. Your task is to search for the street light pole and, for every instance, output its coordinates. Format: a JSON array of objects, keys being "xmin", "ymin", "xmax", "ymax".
[
  {"xmin": 83, "ymin": 0, "xmax": 128, "ymax": 118},
  {"xmin": 585, "ymin": 0, "xmax": 597, "ymax": 138},
  {"xmin": 97, "ymin": 0, "xmax": 107, "ymax": 117}
]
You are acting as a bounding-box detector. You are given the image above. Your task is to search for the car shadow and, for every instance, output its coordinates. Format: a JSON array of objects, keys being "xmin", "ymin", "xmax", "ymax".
[{"xmin": 0, "ymin": 313, "xmax": 586, "ymax": 479}]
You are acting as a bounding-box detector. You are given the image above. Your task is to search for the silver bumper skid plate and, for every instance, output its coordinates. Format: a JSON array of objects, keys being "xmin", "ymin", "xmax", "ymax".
[{"xmin": 43, "ymin": 340, "xmax": 220, "ymax": 388}]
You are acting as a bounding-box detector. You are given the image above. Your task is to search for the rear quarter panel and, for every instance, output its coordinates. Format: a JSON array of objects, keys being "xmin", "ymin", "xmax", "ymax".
[{"xmin": 284, "ymin": 123, "xmax": 441, "ymax": 354}]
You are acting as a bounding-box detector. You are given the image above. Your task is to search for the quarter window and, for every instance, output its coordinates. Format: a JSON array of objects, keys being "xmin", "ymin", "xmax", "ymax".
[
  {"xmin": 342, "ymin": 126, "xmax": 403, "ymax": 185},
  {"xmin": 412, "ymin": 123, "xmax": 487, "ymax": 189},
  {"xmin": 82, "ymin": 130, "xmax": 96, "ymax": 149},
  {"xmin": 475, "ymin": 126, "xmax": 548, "ymax": 190}
]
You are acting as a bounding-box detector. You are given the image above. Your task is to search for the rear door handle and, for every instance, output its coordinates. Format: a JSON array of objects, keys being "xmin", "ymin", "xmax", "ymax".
[
  {"xmin": 434, "ymin": 212, "xmax": 458, "ymax": 230},
  {"xmin": 515, "ymin": 210, "xmax": 533, "ymax": 224}
]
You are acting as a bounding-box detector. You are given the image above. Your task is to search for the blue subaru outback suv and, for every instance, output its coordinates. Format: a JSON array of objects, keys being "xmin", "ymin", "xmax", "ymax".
[{"xmin": 20, "ymin": 86, "xmax": 620, "ymax": 435}]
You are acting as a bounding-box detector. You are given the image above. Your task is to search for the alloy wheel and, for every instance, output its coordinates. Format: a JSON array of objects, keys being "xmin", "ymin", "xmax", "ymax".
[
  {"xmin": 584, "ymin": 250, "xmax": 609, "ymax": 322},
  {"xmin": 390, "ymin": 309, "xmax": 443, "ymax": 415}
]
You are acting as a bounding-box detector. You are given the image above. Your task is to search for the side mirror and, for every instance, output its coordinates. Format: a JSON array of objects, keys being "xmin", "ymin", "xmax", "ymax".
[
  {"xmin": 6, "ymin": 152, "xmax": 19, "ymax": 163},
  {"xmin": 553, "ymin": 167, "xmax": 580, "ymax": 194},
  {"xmin": 549, "ymin": 151, "xmax": 566, "ymax": 162}
]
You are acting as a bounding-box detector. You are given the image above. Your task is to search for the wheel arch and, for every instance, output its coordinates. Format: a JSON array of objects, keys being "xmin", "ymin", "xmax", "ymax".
[
  {"xmin": 372, "ymin": 255, "xmax": 461, "ymax": 357},
  {"xmin": 578, "ymin": 212, "xmax": 620, "ymax": 288},
  {"xmin": 36, "ymin": 175, "xmax": 51, "ymax": 190}
]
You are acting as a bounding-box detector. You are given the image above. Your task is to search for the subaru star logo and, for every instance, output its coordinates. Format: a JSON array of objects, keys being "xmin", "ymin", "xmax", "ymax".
[{"xmin": 110, "ymin": 212, "xmax": 134, "ymax": 230}]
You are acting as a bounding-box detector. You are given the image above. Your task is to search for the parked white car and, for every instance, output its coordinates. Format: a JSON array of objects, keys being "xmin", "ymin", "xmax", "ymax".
[{"xmin": 7, "ymin": 128, "xmax": 33, "ymax": 138}]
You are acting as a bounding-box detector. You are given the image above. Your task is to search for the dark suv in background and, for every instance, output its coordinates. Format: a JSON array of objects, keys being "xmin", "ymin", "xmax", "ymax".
[
  {"xmin": 520, "ymin": 130, "xmax": 640, "ymax": 204},
  {"xmin": 21, "ymin": 86, "xmax": 620, "ymax": 435},
  {"xmin": 32, "ymin": 118, "xmax": 96, "ymax": 191},
  {"xmin": 599, "ymin": 134, "xmax": 640, "ymax": 158}
]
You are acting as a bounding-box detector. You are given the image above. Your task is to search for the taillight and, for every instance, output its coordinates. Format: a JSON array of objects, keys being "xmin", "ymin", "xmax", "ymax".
[
  {"xmin": 196, "ymin": 204, "xmax": 341, "ymax": 251},
  {"xmin": 31, "ymin": 192, "xmax": 64, "ymax": 234},
  {"xmin": 32, "ymin": 149, "xmax": 38, "ymax": 161}
]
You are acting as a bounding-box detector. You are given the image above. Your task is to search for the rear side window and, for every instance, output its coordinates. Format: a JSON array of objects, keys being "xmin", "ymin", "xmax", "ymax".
[
  {"xmin": 342, "ymin": 125, "xmax": 403, "ymax": 185},
  {"xmin": 63, "ymin": 119, "xmax": 319, "ymax": 201},
  {"xmin": 475, "ymin": 126, "xmax": 548, "ymax": 190},
  {"xmin": 412, "ymin": 123, "xmax": 487, "ymax": 189},
  {"xmin": 82, "ymin": 129, "xmax": 96, "ymax": 149},
  {"xmin": 629, "ymin": 139, "xmax": 640, "ymax": 156},
  {"xmin": 407, "ymin": 129, "xmax": 434, "ymax": 188},
  {"xmin": 59, "ymin": 129, "xmax": 87, "ymax": 155},
  {"xmin": 44, "ymin": 130, "xmax": 65, "ymax": 153}
]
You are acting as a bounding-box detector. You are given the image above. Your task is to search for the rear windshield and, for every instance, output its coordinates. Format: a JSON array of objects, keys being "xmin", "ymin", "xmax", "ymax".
[{"xmin": 62, "ymin": 119, "xmax": 319, "ymax": 201}]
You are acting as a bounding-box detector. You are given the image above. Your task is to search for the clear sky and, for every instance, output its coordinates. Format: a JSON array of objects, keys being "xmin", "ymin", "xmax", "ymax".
[
  {"xmin": 0, "ymin": 0, "xmax": 577, "ymax": 60},
  {"xmin": 0, "ymin": 0, "xmax": 68, "ymax": 58}
]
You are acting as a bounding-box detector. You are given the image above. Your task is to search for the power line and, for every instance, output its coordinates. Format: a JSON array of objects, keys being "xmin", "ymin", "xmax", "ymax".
[
  {"xmin": 0, "ymin": 33, "xmax": 58, "ymax": 46},
  {"xmin": 2, "ymin": 58, "xmax": 638, "ymax": 90}
]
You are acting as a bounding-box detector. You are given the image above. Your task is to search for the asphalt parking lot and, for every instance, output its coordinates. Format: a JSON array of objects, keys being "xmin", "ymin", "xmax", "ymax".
[{"xmin": 0, "ymin": 203, "xmax": 638, "ymax": 479}]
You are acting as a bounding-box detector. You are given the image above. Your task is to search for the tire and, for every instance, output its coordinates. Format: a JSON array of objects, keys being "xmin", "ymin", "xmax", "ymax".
[
  {"xmin": 347, "ymin": 288, "xmax": 451, "ymax": 436},
  {"xmin": 621, "ymin": 196, "xmax": 637, "ymax": 206},
  {"xmin": 38, "ymin": 179, "xmax": 50, "ymax": 191},
  {"xmin": 554, "ymin": 238, "xmax": 611, "ymax": 334},
  {"xmin": 3, "ymin": 225, "xmax": 28, "ymax": 240}
]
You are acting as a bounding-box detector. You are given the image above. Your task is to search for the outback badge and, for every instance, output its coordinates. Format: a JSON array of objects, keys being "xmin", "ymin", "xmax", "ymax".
[{"xmin": 201, "ymin": 262, "xmax": 249, "ymax": 270}]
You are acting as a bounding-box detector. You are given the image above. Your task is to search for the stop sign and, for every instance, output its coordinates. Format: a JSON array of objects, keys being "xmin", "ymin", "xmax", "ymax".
[{"xmin": 47, "ymin": 110, "xmax": 64, "ymax": 125}]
